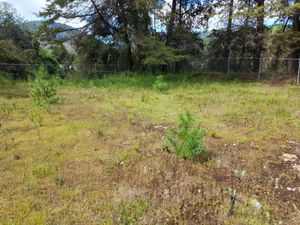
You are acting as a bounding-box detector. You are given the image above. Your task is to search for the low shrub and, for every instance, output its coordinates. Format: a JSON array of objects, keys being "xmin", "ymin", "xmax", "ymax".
[
  {"xmin": 30, "ymin": 67, "xmax": 58, "ymax": 108},
  {"xmin": 166, "ymin": 111, "xmax": 209, "ymax": 161},
  {"xmin": 153, "ymin": 75, "xmax": 169, "ymax": 93}
]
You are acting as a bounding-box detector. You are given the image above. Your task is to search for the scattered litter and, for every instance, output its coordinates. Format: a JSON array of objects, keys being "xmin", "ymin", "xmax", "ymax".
[
  {"xmin": 143, "ymin": 166, "xmax": 148, "ymax": 174},
  {"xmin": 163, "ymin": 189, "xmax": 170, "ymax": 199},
  {"xmin": 287, "ymin": 141, "xmax": 298, "ymax": 146},
  {"xmin": 280, "ymin": 153, "xmax": 298, "ymax": 162},
  {"xmin": 292, "ymin": 164, "xmax": 300, "ymax": 173},
  {"xmin": 153, "ymin": 125, "xmax": 168, "ymax": 130},
  {"xmin": 123, "ymin": 141, "xmax": 130, "ymax": 145},
  {"xmin": 274, "ymin": 178, "xmax": 279, "ymax": 189},
  {"xmin": 250, "ymin": 199, "xmax": 262, "ymax": 210},
  {"xmin": 234, "ymin": 169, "xmax": 246, "ymax": 179},
  {"xmin": 216, "ymin": 159, "xmax": 222, "ymax": 168},
  {"xmin": 139, "ymin": 132, "xmax": 146, "ymax": 136},
  {"xmin": 286, "ymin": 187, "xmax": 300, "ymax": 192}
]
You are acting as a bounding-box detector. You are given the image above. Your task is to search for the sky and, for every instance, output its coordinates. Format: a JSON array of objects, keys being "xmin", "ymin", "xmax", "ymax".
[
  {"xmin": 8, "ymin": 0, "xmax": 46, "ymax": 21},
  {"xmin": 6, "ymin": 0, "xmax": 223, "ymax": 29},
  {"xmin": 7, "ymin": 0, "xmax": 85, "ymax": 27}
]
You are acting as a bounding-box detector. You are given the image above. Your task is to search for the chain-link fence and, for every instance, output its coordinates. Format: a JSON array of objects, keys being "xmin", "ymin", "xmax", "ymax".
[
  {"xmin": 1, "ymin": 57, "xmax": 300, "ymax": 84},
  {"xmin": 188, "ymin": 57, "xmax": 300, "ymax": 84}
]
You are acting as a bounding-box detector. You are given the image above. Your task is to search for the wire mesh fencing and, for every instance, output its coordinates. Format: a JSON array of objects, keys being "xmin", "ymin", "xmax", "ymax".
[
  {"xmin": 189, "ymin": 57, "xmax": 300, "ymax": 84},
  {"xmin": 0, "ymin": 57, "xmax": 300, "ymax": 84}
]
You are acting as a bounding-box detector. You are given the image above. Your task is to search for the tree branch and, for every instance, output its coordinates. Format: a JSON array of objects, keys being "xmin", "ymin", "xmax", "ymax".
[{"xmin": 89, "ymin": 0, "xmax": 119, "ymax": 31}]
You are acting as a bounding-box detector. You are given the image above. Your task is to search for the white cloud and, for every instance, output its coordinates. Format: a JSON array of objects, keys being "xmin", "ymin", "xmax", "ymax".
[
  {"xmin": 7, "ymin": 0, "xmax": 46, "ymax": 20},
  {"xmin": 6, "ymin": 0, "xmax": 85, "ymax": 28}
]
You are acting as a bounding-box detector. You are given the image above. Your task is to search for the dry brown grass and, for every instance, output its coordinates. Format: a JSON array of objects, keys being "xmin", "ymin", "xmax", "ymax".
[{"xmin": 0, "ymin": 76, "xmax": 300, "ymax": 224}]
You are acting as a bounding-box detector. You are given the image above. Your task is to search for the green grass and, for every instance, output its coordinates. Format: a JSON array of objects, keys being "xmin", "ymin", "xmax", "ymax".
[{"xmin": 0, "ymin": 73, "xmax": 299, "ymax": 224}]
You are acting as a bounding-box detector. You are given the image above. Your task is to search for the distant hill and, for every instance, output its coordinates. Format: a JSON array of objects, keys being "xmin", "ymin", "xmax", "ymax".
[{"xmin": 25, "ymin": 20, "xmax": 77, "ymax": 40}]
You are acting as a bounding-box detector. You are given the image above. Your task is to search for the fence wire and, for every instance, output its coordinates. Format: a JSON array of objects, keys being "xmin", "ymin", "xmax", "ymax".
[{"xmin": 0, "ymin": 57, "xmax": 300, "ymax": 84}]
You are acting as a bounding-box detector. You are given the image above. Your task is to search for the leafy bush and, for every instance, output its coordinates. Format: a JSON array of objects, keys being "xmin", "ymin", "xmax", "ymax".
[
  {"xmin": 153, "ymin": 75, "xmax": 169, "ymax": 93},
  {"xmin": 30, "ymin": 67, "xmax": 58, "ymax": 108},
  {"xmin": 166, "ymin": 111, "xmax": 209, "ymax": 161},
  {"xmin": 29, "ymin": 107, "xmax": 43, "ymax": 126}
]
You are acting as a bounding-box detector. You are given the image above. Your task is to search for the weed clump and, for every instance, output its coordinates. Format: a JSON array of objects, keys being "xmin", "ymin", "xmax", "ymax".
[
  {"xmin": 153, "ymin": 75, "xmax": 169, "ymax": 93},
  {"xmin": 30, "ymin": 67, "xmax": 58, "ymax": 108},
  {"xmin": 0, "ymin": 98, "xmax": 16, "ymax": 120},
  {"xmin": 166, "ymin": 111, "xmax": 209, "ymax": 161},
  {"xmin": 116, "ymin": 198, "xmax": 149, "ymax": 225}
]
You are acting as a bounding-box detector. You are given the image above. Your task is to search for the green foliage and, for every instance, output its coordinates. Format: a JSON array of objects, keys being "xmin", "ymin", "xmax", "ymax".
[
  {"xmin": 153, "ymin": 75, "xmax": 169, "ymax": 93},
  {"xmin": 38, "ymin": 49, "xmax": 60, "ymax": 75},
  {"xmin": 29, "ymin": 107, "xmax": 44, "ymax": 127},
  {"xmin": 32, "ymin": 164, "xmax": 53, "ymax": 178},
  {"xmin": 0, "ymin": 98, "xmax": 16, "ymax": 119},
  {"xmin": 0, "ymin": 2, "xmax": 38, "ymax": 79},
  {"xmin": 116, "ymin": 198, "xmax": 149, "ymax": 225},
  {"xmin": 142, "ymin": 36, "xmax": 188, "ymax": 66},
  {"xmin": 30, "ymin": 67, "xmax": 58, "ymax": 108},
  {"xmin": 53, "ymin": 177, "xmax": 65, "ymax": 186},
  {"xmin": 166, "ymin": 111, "xmax": 208, "ymax": 161}
]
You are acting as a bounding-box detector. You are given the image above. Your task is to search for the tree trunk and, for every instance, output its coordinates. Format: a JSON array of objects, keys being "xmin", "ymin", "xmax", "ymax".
[
  {"xmin": 224, "ymin": 0, "xmax": 234, "ymax": 59},
  {"xmin": 288, "ymin": 0, "xmax": 300, "ymax": 74},
  {"xmin": 166, "ymin": 0, "xmax": 176, "ymax": 46},
  {"xmin": 253, "ymin": 0, "xmax": 264, "ymax": 73},
  {"xmin": 124, "ymin": 30, "xmax": 134, "ymax": 71},
  {"xmin": 119, "ymin": 1, "xmax": 134, "ymax": 71},
  {"xmin": 238, "ymin": 0, "xmax": 251, "ymax": 70},
  {"xmin": 179, "ymin": 0, "xmax": 183, "ymax": 27}
]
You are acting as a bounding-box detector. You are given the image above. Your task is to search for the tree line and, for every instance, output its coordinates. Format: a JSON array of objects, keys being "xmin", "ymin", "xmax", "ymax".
[{"xmin": 0, "ymin": 0, "xmax": 300, "ymax": 78}]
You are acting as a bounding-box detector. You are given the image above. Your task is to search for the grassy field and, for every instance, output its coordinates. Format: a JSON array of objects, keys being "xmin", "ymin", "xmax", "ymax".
[{"xmin": 0, "ymin": 74, "xmax": 300, "ymax": 225}]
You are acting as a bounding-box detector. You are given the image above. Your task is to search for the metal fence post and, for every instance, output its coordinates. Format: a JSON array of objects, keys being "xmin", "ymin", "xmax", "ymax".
[
  {"xmin": 258, "ymin": 57, "xmax": 262, "ymax": 81},
  {"xmin": 297, "ymin": 58, "xmax": 300, "ymax": 85},
  {"xmin": 173, "ymin": 62, "xmax": 176, "ymax": 73},
  {"xmin": 227, "ymin": 57, "xmax": 231, "ymax": 75}
]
